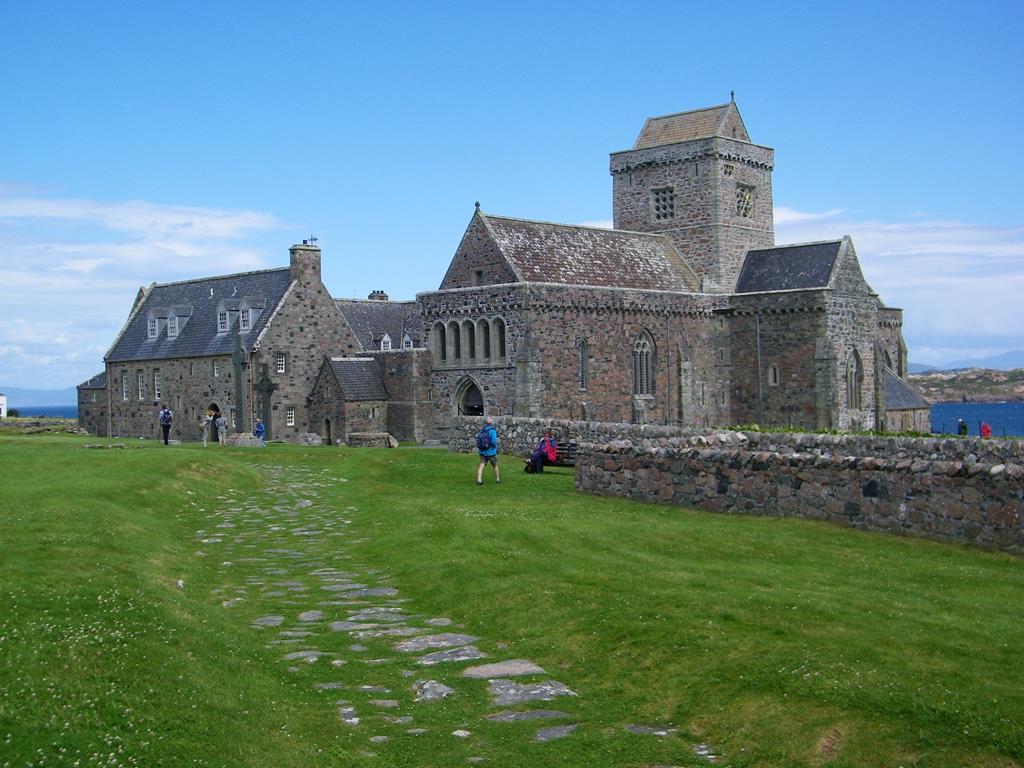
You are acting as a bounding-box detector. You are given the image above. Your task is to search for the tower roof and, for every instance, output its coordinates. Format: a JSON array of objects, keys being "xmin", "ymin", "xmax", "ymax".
[{"xmin": 634, "ymin": 101, "xmax": 750, "ymax": 149}]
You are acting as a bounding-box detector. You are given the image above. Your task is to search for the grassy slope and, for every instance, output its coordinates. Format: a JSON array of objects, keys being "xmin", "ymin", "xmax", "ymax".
[{"xmin": 1, "ymin": 435, "xmax": 1022, "ymax": 767}]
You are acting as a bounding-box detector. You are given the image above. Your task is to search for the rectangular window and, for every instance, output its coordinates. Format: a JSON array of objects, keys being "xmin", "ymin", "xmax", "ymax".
[
  {"xmin": 137, "ymin": 370, "xmax": 145, "ymax": 401},
  {"xmin": 213, "ymin": 360, "xmax": 220, "ymax": 377},
  {"xmin": 147, "ymin": 318, "xmax": 158, "ymax": 338},
  {"xmin": 239, "ymin": 309, "xmax": 250, "ymax": 331},
  {"xmin": 168, "ymin": 317, "xmax": 178, "ymax": 338},
  {"xmin": 217, "ymin": 311, "xmax": 229, "ymax": 332},
  {"xmin": 153, "ymin": 369, "xmax": 161, "ymax": 400},
  {"xmin": 276, "ymin": 353, "xmax": 286, "ymax": 374},
  {"xmin": 286, "ymin": 406, "xmax": 296, "ymax": 427},
  {"xmin": 403, "ymin": 336, "xmax": 413, "ymax": 349},
  {"xmin": 122, "ymin": 372, "xmax": 129, "ymax": 401}
]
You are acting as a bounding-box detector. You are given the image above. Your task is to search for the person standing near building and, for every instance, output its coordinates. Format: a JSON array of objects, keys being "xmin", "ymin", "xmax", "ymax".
[
  {"xmin": 158, "ymin": 405, "xmax": 173, "ymax": 445},
  {"xmin": 476, "ymin": 416, "xmax": 500, "ymax": 485},
  {"xmin": 201, "ymin": 411, "xmax": 213, "ymax": 447},
  {"xmin": 254, "ymin": 418, "xmax": 266, "ymax": 447},
  {"xmin": 216, "ymin": 412, "xmax": 228, "ymax": 446}
]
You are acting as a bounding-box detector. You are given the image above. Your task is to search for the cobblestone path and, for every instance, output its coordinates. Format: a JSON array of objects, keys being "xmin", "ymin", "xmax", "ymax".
[{"xmin": 191, "ymin": 463, "xmax": 597, "ymax": 760}]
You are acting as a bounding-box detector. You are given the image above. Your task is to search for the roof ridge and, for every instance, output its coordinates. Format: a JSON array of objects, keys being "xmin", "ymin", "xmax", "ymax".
[
  {"xmin": 748, "ymin": 238, "xmax": 844, "ymax": 252},
  {"xmin": 149, "ymin": 266, "xmax": 289, "ymax": 289},
  {"xmin": 334, "ymin": 297, "xmax": 416, "ymax": 305},
  {"xmin": 484, "ymin": 212, "xmax": 672, "ymax": 239},
  {"xmin": 644, "ymin": 102, "xmax": 733, "ymax": 123}
]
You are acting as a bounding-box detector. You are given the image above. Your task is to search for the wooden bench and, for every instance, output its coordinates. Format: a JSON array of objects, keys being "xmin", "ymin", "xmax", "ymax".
[{"xmin": 552, "ymin": 438, "xmax": 578, "ymax": 467}]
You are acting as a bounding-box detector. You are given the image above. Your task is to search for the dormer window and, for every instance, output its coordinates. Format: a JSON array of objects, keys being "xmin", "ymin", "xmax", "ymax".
[
  {"xmin": 402, "ymin": 334, "xmax": 414, "ymax": 349},
  {"xmin": 217, "ymin": 311, "xmax": 229, "ymax": 332},
  {"xmin": 147, "ymin": 318, "xmax": 158, "ymax": 339},
  {"xmin": 381, "ymin": 333, "xmax": 392, "ymax": 351},
  {"xmin": 168, "ymin": 317, "xmax": 178, "ymax": 338},
  {"xmin": 239, "ymin": 309, "xmax": 251, "ymax": 332}
]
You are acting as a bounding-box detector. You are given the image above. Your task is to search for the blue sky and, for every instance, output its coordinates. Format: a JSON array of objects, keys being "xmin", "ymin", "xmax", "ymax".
[{"xmin": 1, "ymin": 1, "xmax": 1022, "ymax": 389}]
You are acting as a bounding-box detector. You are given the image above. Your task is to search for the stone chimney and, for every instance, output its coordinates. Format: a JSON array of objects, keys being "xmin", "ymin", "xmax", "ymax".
[
  {"xmin": 368, "ymin": 290, "xmax": 389, "ymax": 301},
  {"xmin": 290, "ymin": 241, "xmax": 321, "ymax": 283}
]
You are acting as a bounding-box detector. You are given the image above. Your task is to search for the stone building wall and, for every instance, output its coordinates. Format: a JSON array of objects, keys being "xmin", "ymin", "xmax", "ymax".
[
  {"xmin": 576, "ymin": 439, "xmax": 1024, "ymax": 554},
  {"xmin": 368, "ymin": 349, "xmax": 434, "ymax": 442},
  {"xmin": 77, "ymin": 387, "xmax": 108, "ymax": 437},
  {"xmin": 307, "ymin": 367, "xmax": 345, "ymax": 445},
  {"xmin": 728, "ymin": 291, "xmax": 828, "ymax": 429},
  {"xmin": 106, "ymin": 354, "xmax": 237, "ymax": 441},
  {"xmin": 438, "ymin": 213, "xmax": 520, "ymax": 289},
  {"xmin": 252, "ymin": 245, "xmax": 359, "ymax": 440}
]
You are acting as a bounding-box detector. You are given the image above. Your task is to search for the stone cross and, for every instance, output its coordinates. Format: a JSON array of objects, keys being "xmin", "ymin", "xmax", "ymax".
[
  {"xmin": 255, "ymin": 363, "xmax": 277, "ymax": 440},
  {"xmin": 231, "ymin": 335, "xmax": 249, "ymax": 433}
]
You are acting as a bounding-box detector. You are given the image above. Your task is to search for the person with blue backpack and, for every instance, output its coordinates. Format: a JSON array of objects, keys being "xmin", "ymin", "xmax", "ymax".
[{"xmin": 475, "ymin": 416, "xmax": 500, "ymax": 486}]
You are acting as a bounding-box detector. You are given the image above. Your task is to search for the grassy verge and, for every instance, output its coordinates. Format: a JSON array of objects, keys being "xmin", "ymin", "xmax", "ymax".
[{"xmin": 1, "ymin": 434, "xmax": 1022, "ymax": 767}]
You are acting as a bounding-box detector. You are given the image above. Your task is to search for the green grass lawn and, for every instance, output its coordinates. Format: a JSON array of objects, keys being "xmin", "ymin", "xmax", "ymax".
[{"xmin": 1, "ymin": 433, "xmax": 1022, "ymax": 767}]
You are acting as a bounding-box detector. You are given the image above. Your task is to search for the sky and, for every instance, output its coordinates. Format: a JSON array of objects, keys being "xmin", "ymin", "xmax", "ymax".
[{"xmin": 1, "ymin": 1, "xmax": 1022, "ymax": 390}]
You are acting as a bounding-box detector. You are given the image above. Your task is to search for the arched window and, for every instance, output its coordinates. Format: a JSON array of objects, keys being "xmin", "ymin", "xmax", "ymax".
[
  {"xmin": 462, "ymin": 320, "xmax": 476, "ymax": 360},
  {"xmin": 494, "ymin": 318, "xmax": 507, "ymax": 360},
  {"xmin": 448, "ymin": 321, "xmax": 461, "ymax": 361},
  {"xmin": 478, "ymin": 319, "xmax": 491, "ymax": 359},
  {"xmin": 577, "ymin": 338, "xmax": 589, "ymax": 390},
  {"xmin": 847, "ymin": 350, "xmax": 863, "ymax": 410},
  {"xmin": 767, "ymin": 363, "xmax": 780, "ymax": 386},
  {"xmin": 633, "ymin": 331, "xmax": 654, "ymax": 395},
  {"xmin": 434, "ymin": 323, "xmax": 447, "ymax": 363}
]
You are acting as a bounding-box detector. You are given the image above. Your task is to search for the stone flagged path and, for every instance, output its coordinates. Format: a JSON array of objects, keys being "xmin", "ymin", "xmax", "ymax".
[{"xmin": 194, "ymin": 462, "xmax": 715, "ymax": 762}]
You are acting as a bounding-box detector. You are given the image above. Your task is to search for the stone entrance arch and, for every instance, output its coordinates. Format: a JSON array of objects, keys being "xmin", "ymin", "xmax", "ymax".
[{"xmin": 455, "ymin": 377, "xmax": 484, "ymax": 416}]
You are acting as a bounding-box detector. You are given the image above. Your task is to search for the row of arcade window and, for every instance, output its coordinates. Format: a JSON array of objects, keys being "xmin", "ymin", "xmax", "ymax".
[{"xmin": 432, "ymin": 319, "xmax": 507, "ymax": 367}]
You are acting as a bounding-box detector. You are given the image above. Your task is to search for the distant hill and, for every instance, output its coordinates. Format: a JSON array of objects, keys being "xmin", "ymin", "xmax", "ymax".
[
  {"xmin": 939, "ymin": 350, "xmax": 1024, "ymax": 371},
  {"xmin": 908, "ymin": 362, "xmax": 938, "ymax": 374},
  {"xmin": 0, "ymin": 386, "xmax": 78, "ymax": 407},
  {"xmin": 908, "ymin": 368, "xmax": 1024, "ymax": 404}
]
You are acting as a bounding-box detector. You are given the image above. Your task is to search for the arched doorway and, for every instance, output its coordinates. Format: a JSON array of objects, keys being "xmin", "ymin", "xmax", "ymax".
[
  {"xmin": 456, "ymin": 379, "xmax": 484, "ymax": 416},
  {"xmin": 208, "ymin": 402, "xmax": 221, "ymax": 442}
]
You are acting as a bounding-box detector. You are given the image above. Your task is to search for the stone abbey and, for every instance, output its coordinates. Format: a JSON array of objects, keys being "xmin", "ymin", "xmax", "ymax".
[{"xmin": 79, "ymin": 100, "xmax": 929, "ymax": 442}]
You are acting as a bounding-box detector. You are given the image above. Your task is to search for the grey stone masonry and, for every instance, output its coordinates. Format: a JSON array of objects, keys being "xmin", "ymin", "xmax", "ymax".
[{"xmin": 576, "ymin": 433, "xmax": 1024, "ymax": 554}]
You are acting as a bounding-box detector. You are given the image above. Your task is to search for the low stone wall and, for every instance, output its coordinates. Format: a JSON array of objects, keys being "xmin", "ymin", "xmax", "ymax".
[
  {"xmin": 448, "ymin": 415, "xmax": 1024, "ymax": 464},
  {"xmin": 348, "ymin": 432, "xmax": 399, "ymax": 448},
  {"xmin": 576, "ymin": 440, "xmax": 1024, "ymax": 553}
]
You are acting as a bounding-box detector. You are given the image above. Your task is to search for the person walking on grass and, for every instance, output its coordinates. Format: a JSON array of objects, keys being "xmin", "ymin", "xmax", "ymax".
[
  {"xmin": 158, "ymin": 404, "xmax": 173, "ymax": 445},
  {"xmin": 254, "ymin": 418, "xmax": 266, "ymax": 447},
  {"xmin": 201, "ymin": 411, "xmax": 213, "ymax": 447},
  {"xmin": 476, "ymin": 416, "xmax": 500, "ymax": 485}
]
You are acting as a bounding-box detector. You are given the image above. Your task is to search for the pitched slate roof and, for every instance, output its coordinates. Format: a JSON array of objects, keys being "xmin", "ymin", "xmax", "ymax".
[
  {"xmin": 328, "ymin": 359, "xmax": 389, "ymax": 401},
  {"xmin": 77, "ymin": 372, "xmax": 107, "ymax": 390},
  {"xmin": 334, "ymin": 299, "xmax": 423, "ymax": 351},
  {"xmin": 884, "ymin": 369, "xmax": 930, "ymax": 411},
  {"xmin": 106, "ymin": 268, "xmax": 292, "ymax": 363},
  {"xmin": 482, "ymin": 214, "xmax": 700, "ymax": 292},
  {"xmin": 735, "ymin": 241, "xmax": 842, "ymax": 293},
  {"xmin": 634, "ymin": 102, "xmax": 748, "ymax": 149}
]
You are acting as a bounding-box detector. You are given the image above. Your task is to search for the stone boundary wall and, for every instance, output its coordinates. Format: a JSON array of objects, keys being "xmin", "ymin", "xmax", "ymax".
[
  {"xmin": 447, "ymin": 415, "xmax": 1024, "ymax": 465},
  {"xmin": 576, "ymin": 440, "xmax": 1024, "ymax": 553}
]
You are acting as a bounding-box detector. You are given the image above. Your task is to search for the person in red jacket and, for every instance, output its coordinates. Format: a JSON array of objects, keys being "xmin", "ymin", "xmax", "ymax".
[
  {"xmin": 528, "ymin": 429, "xmax": 558, "ymax": 474},
  {"xmin": 980, "ymin": 421, "xmax": 993, "ymax": 439}
]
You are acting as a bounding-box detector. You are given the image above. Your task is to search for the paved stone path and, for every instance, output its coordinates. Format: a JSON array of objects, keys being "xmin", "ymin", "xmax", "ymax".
[{"xmin": 194, "ymin": 463, "xmax": 585, "ymax": 758}]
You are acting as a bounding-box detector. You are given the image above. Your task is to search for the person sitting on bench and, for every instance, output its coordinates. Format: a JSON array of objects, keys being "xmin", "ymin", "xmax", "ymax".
[{"xmin": 528, "ymin": 429, "xmax": 558, "ymax": 474}]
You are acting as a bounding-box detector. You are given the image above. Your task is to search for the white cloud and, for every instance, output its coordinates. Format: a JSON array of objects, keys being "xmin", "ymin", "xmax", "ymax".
[{"xmin": 0, "ymin": 190, "xmax": 290, "ymax": 389}]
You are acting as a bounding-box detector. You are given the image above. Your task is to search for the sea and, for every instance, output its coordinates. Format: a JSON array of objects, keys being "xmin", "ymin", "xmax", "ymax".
[
  {"xmin": 7, "ymin": 402, "xmax": 1024, "ymax": 437},
  {"xmin": 930, "ymin": 401, "xmax": 1024, "ymax": 438}
]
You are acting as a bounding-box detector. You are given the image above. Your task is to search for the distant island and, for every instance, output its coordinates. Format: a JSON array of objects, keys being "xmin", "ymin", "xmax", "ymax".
[{"xmin": 908, "ymin": 368, "xmax": 1024, "ymax": 404}]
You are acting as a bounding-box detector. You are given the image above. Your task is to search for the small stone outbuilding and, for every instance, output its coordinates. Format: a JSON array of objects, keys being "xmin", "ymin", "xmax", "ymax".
[
  {"xmin": 308, "ymin": 357, "xmax": 390, "ymax": 445},
  {"xmin": 76, "ymin": 372, "xmax": 108, "ymax": 435}
]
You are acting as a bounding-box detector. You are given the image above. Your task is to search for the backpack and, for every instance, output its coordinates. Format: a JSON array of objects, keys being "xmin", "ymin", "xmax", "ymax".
[
  {"xmin": 159, "ymin": 410, "xmax": 172, "ymax": 425},
  {"xmin": 476, "ymin": 428, "xmax": 493, "ymax": 452}
]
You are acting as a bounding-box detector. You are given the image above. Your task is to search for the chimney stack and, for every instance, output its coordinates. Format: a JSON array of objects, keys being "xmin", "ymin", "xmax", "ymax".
[
  {"xmin": 290, "ymin": 242, "xmax": 321, "ymax": 283},
  {"xmin": 368, "ymin": 289, "xmax": 389, "ymax": 301}
]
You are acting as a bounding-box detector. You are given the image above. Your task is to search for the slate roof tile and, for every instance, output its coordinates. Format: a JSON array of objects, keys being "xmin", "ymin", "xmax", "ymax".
[
  {"xmin": 106, "ymin": 268, "xmax": 292, "ymax": 363},
  {"xmin": 483, "ymin": 214, "xmax": 699, "ymax": 292},
  {"xmin": 735, "ymin": 241, "xmax": 842, "ymax": 293},
  {"xmin": 334, "ymin": 299, "xmax": 423, "ymax": 351},
  {"xmin": 77, "ymin": 371, "xmax": 108, "ymax": 390},
  {"xmin": 633, "ymin": 103, "xmax": 748, "ymax": 149},
  {"xmin": 884, "ymin": 369, "xmax": 930, "ymax": 411},
  {"xmin": 328, "ymin": 359, "xmax": 389, "ymax": 401}
]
